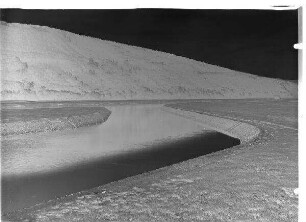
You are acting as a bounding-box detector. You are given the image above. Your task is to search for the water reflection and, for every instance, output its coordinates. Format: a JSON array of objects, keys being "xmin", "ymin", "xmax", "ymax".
[
  {"xmin": 2, "ymin": 105, "xmax": 206, "ymax": 176},
  {"xmin": 2, "ymin": 104, "xmax": 240, "ymax": 212}
]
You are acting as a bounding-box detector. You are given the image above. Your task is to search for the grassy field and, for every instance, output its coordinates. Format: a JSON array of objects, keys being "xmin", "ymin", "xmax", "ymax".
[
  {"xmin": 1, "ymin": 106, "xmax": 110, "ymax": 123},
  {"xmin": 1, "ymin": 104, "xmax": 111, "ymax": 136}
]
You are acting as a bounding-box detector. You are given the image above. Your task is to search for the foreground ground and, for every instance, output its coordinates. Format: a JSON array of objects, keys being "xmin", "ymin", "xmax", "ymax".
[{"xmin": 3, "ymin": 99, "xmax": 298, "ymax": 221}]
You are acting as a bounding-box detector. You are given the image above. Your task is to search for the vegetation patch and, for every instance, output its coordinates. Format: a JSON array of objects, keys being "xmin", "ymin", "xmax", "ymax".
[{"xmin": 1, "ymin": 107, "xmax": 111, "ymax": 136}]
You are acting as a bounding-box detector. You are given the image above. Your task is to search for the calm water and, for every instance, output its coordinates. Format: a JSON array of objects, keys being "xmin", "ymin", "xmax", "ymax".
[{"xmin": 2, "ymin": 104, "xmax": 240, "ymax": 212}]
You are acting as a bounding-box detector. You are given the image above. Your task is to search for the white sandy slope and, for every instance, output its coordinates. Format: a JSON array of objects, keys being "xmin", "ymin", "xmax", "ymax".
[{"xmin": 0, "ymin": 22, "xmax": 297, "ymax": 101}]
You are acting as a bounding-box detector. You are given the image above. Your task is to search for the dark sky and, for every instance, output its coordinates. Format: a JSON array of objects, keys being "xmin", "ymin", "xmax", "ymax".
[{"xmin": 1, "ymin": 9, "xmax": 299, "ymax": 80}]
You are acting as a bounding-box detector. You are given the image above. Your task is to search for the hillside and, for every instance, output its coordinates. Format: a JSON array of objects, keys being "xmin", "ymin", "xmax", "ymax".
[{"xmin": 0, "ymin": 22, "xmax": 297, "ymax": 100}]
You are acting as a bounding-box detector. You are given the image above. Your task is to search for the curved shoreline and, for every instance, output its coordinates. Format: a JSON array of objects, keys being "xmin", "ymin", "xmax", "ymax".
[
  {"xmin": 2, "ymin": 100, "xmax": 298, "ymax": 221},
  {"xmin": 162, "ymin": 106, "xmax": 260, "ymax": 144},
  {"xmin": 1, "ymin": 107, "xmax": 111, "ymax": 136}
]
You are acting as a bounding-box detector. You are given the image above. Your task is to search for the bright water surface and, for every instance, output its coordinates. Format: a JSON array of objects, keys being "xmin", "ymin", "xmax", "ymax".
[{"xmin": 2, "ymin": 104, "xmax": 239, "ymax": 212}]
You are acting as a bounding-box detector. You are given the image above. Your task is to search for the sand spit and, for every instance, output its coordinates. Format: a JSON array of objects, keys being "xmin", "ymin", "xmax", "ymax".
[
  {"xmin": 1, "ymin": 107, "xmax": 111, "ymax": 136},
  {"xmin": 162, "ymin": 106, "xmax": 260, "ymax": 143}
]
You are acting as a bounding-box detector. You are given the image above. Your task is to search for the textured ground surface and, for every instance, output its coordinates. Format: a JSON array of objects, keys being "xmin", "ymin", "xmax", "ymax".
[
  {"xmin": 1, "ymin": 103, "xmax": 111, "ymax": 135},
  {"xmin": 1, "ymin": 22, "xmax": 297, "ymax": 100},
  {"xmin": 3, "ymin": 99, "xmax": 298, "ymax": 222}
]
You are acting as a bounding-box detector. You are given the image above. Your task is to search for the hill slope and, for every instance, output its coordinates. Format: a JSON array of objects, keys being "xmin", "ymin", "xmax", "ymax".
[{"xmin": 0, "ymin": 22, "xmax": 297, "ymax": 100}]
